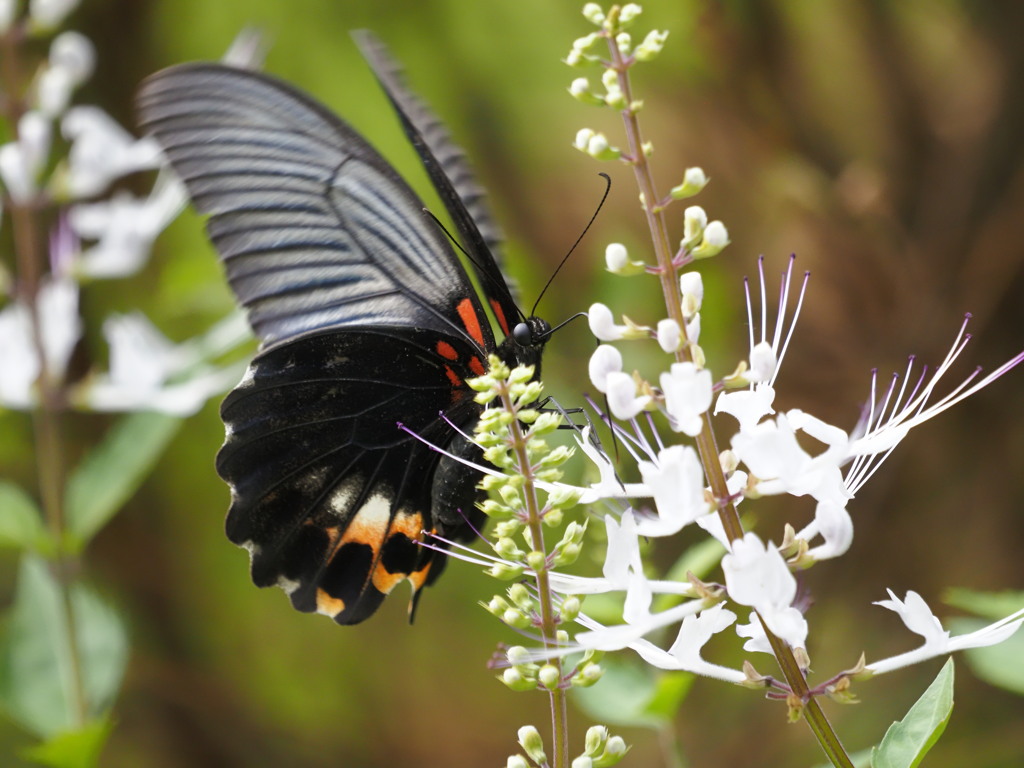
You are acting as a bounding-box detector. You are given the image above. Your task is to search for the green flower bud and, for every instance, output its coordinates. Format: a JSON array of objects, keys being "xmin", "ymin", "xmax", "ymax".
[
  {"xmin": 669, "ymin": 166, "xmax": 709, "ymax": 199},
  {"xmin": 585, "ymin": 725, "xmax": 609, "ymax": 755},
  {"xmin": 560, "ymin": 596, "xmax": 581, "ymax": 622},
  {"xmin": 634, "ymin": 29, "xmax": 668, "ymax": 61},
  {"xmin": 526, "ymin": 550, "xmax": 547, "ymax": 572},
  {"xmin": 691, "ymin": 220, "xmax": 729, "ymax": 259},
  {"xmin": 538, "ymin": 663, "xmax": 561, "ymax": 690},
  {"xmin": 517, "ymin": 725, "xmax": 547, "ymax": 765}
]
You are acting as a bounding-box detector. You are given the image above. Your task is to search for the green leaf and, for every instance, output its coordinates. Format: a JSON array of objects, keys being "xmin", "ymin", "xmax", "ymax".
[
  {"xmin": 870, "ymin": 657, "xmax": 954, "ymax": 768},
  {"xmin": 0, "ymin": 555, "xmax": 129, "ymax": 737},
  {"xmin": 21, "ymin": 718, "xmax": 114, "ymax": 768},
  {"xmin": 950, "ymin": 617, "xmax": 1024, "ymax": 696},
  {"xmin": 572, "ymin": 657, "xmax": 690, "ymax": 729},
  {"xmin": 64, "ymin": 411, "xmax": 181, "ymax": 549},
  {"xmin": 0, "ymin": 481, "xmax": 48, "ymax": 551},
  {"xmin": 944, "ymin": 588, "xmax": 1024, "ymax": 621}
]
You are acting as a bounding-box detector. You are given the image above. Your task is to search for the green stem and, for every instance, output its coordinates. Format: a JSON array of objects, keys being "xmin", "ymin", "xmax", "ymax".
[
  {"xmin": 602, "ymin": 9, "xmax": 853, "ymax": 767},
  {"xmin": 500, "ymin": 382, "xmax": 568, "ymax": 768}
]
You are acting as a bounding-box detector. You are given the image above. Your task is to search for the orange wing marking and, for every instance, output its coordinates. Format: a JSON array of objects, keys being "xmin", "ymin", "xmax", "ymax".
[
  {"xmin": 490, "ymin": 298, "xmax": 511, "ymax": 336},
  {"xmin": 456, "ymin": 298, "xmax": 485, "ymax": 347}
]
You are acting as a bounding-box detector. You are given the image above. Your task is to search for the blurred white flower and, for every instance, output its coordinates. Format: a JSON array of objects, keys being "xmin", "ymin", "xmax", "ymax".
[
  {"xmin": 62, "ymin": 106, "xmax": 163, "ymax": 198},
  {"xmin": 83, "ymin": 312, "xmax": 248, "ymax": 416},
  {"xmin": 0, "ymin": 277, "xmax": 81, "ymax": 408},
  {"xmin": 29, "ymin": 0, "xmax": 79, "ymax": 30},
  {"xmin": 70, "ymin": 173, "xmax": 186, "ymax": 278},
  {"xmin": 38, "ymin": 31, "xmax": 96, "ymax": 117},
  {"xmin": 0, "ymin": 111, "xmax": 51, "ymax": 202}
]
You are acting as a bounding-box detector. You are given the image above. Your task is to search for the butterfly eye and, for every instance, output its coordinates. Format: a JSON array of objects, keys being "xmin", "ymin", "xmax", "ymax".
[{"xmin": 512, "ymin": 322, "xmax": 534, "ymax": 347}]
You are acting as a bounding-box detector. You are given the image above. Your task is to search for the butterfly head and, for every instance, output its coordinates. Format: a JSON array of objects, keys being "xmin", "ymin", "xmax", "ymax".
[{"xmin": 502, "ymin": 316, "xmax": 551, "ymax": 374}]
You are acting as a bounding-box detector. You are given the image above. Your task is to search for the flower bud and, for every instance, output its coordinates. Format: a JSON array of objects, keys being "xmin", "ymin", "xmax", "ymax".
[
  {"xmin": 619, "ymin": 4, "xmax": 642, "ymax": 24},
  {"xmin": 691, "ymin": 220, "xmax": 729, "ymax": 259},
  {"xmin": 582, "ymin": 3, "xmax": 605, "ymax": 25},
  {"xmin": 585, "ymin": 725, "xmax": 609, "ymax": 755},
  {"xmin": 669, "ymin": 166, "xmax": 708, "ymax": 199},
  {"xmin": 569, "ymin": 77, "xmax": 605, "ymax": 106},
  {"xmin": 634, "ymin": 29, "xmax": 668, "ymax": 61},
  {"xmin": 518, "ymin": 725, "xmax": 547, "ymax": 765},
  {"xmin": 657, "ymin": 318, "xmax": 681, "ymax": 352},
  {"xmin": 604, "ymin": 242, "xmax": 645, "ymax": 275},
  {"xmin": 538, "ymin": 664, "xmax": 561, "ymax": 690},
  {"xmin": 682, "ymin": 205, "xmax": 707, "ymax": 249}
]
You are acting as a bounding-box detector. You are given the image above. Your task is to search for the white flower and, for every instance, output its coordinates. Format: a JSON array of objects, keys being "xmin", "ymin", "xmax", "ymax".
[
  {"xmin": 715, "ymin": 383, "xmax": 776, "ymax": 434},
  {"xmin": 682, "ymin": 205, "xmax": 706, "ymax": 248},
  {"xmin": 0, "ymin": 277, "xmax": 81, "ymax": 408},
  {"xmin": 636, "ymin": 445, "xmax": 708, "ymax": 537},
  {"xmin": 731, "ymin": 410, "xmax": 851, "ymax": 507},
  {"xmin": 606, "ymin": 372, "xmax": 650, "ymax": 420},
  {"xmin": 0, "ymin": 111, "xmax": 51, "ymax": 202},
  {"xmin": 722, "ymin": 532, "xmax": 808, "ymax": 648},
  {"xmin": 62, "ymin": 106, "xmax": 163, "ymax": 198},
  {"xmin": 83, "ymin": 312, "xmax": 248, "ymax": 416},
  {"xmin": 679, "ymin": 271, "xmax": 703, "ymax": 317},
  {"xmin": 747, "ymin": 341, "xmax": 777, "ymax": 383},
  {"xmin": 742, "ymin": 255, "xmax": 806, "ymax": 388},
  {"xmin": 588, "ymin": 344, "xmax": 622, "ymax": 393},
  {"xmin": 866, "ymin": 590, "xmax": 1024, "ymax": 675},
  {"xmin": 659, "ymin": 361, "xmax": 712, "ymax": 436},
  {"xmin": 38, "ymin": 31, "xmax": 96, "ymax": 117},
  {"xmin": 797, "ymin": 499, "xmax": 854, "ymax": 560},
  {"xmin": 588, "ymin": 302, "xmax": 628, "ymax": 341},
  {"xmin": 70, "ymin": 174, "xmax": 186, "ymax": 278},
  {"xmin": 691, "ymin": 220, "xmax": 729, "ymax": 259},
  {"xmin": 29, "ymin": 0, "xmax": 80, "ymax": 29},
  {"xmin": 656, "ymin": 318, "xmax": 680, "ymax": 352},
  {"xmin": 0, "ymin": 0, "xmax": 17, "ymax": 32},
  {"xmin": 846, "ymin": 318, "xmax": 1024, "ymax": 493}
]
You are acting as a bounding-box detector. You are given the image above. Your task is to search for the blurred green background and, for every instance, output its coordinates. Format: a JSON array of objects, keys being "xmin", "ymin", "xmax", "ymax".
[{"xmin": 2, "ymin": 0, "xmax": 1024, "ymax": 765}]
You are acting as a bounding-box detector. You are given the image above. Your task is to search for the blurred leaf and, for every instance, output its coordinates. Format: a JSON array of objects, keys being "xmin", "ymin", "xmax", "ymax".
[
  {"xmin": 572, "ymin": 656, "xmax": 689, "ymax": 729},
  {"xmin": 870, "ymin": 657, "xmax": 954, "ymax": 768},
  {"xmin": 0, "ymin": 555, "xmax": 128, "ymax": 737},
  {"xmin": 949, "ymin": 618, "xmax": 1024, "ymax": 696},
  {"xmin": 20, "ymin": 717, "xmax": 113, "ymax": 768},
  {"xmin": 64, "ymin": 411, "xmax": 181, "ymax": 550},
  {"xmin": 944, "ymin": 588, "xmax": 1024, "ymax": 621},
  {"xmin": 0, "ymin": 481, "xmax": 48, "ymax": 551},
  {"xmin": 643, "ymin": 670, "xmax": 694, "ymax": 721}
]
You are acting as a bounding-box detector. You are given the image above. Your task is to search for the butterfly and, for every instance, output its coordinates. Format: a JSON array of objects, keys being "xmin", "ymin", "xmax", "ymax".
[{"xmin": 136, "ymin": 32, "xmax": 549, "ymax": 624}]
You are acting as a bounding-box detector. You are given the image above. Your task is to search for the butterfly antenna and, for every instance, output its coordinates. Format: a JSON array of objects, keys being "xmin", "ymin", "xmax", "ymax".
[
  {"xmin": 423, "ymin": 208, "xmax": 528, "ymax": 321},
  {"xmin": 538, "ymin": 311, "xmax": 587, "ymax": 342},
  {"xmin": 530, "ymin": 172, "xmax": 612, "ymax": 317}
]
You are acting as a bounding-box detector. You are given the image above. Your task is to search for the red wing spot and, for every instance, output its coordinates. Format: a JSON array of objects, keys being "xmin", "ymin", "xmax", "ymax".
[
  {"xmin": 490, "ymin": 298, "xmax": 511, "ymax": 336},
  {"xmin": 436, "ymin": 340, "xmax": 458, "ymax": 360},
  {"xmin": 456, "ymin": 298, "xmax": 485, "ymax": 346},
  {"xmin": 468, "ymin": 356, "xmax": 486, "ymax": 376},
  {"xmin": 444, "ymin": 365, "xmax": 462, "ymax": 388}
]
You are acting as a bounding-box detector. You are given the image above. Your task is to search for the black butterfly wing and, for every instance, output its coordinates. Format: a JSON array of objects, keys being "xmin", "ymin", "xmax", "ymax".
[
  {"xmin": 218, "ymin": 326, "xmax": 487, "ymax": 624},
  {"xmin": 136, "ymin": 63, "xmax": 495, "ymax": 350},
  {"xmin": 136, "ymin": 64, "xmax": 502, "ymax": 623},
  {"xmin": 352, "ymin": 31, "xmax": 525, "ymax": 339}
]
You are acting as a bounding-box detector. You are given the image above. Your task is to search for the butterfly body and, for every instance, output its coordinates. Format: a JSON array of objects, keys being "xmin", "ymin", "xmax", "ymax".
[{"xmin": 137, "ymin": 37, "xmax": 547, "ymax": 624}]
